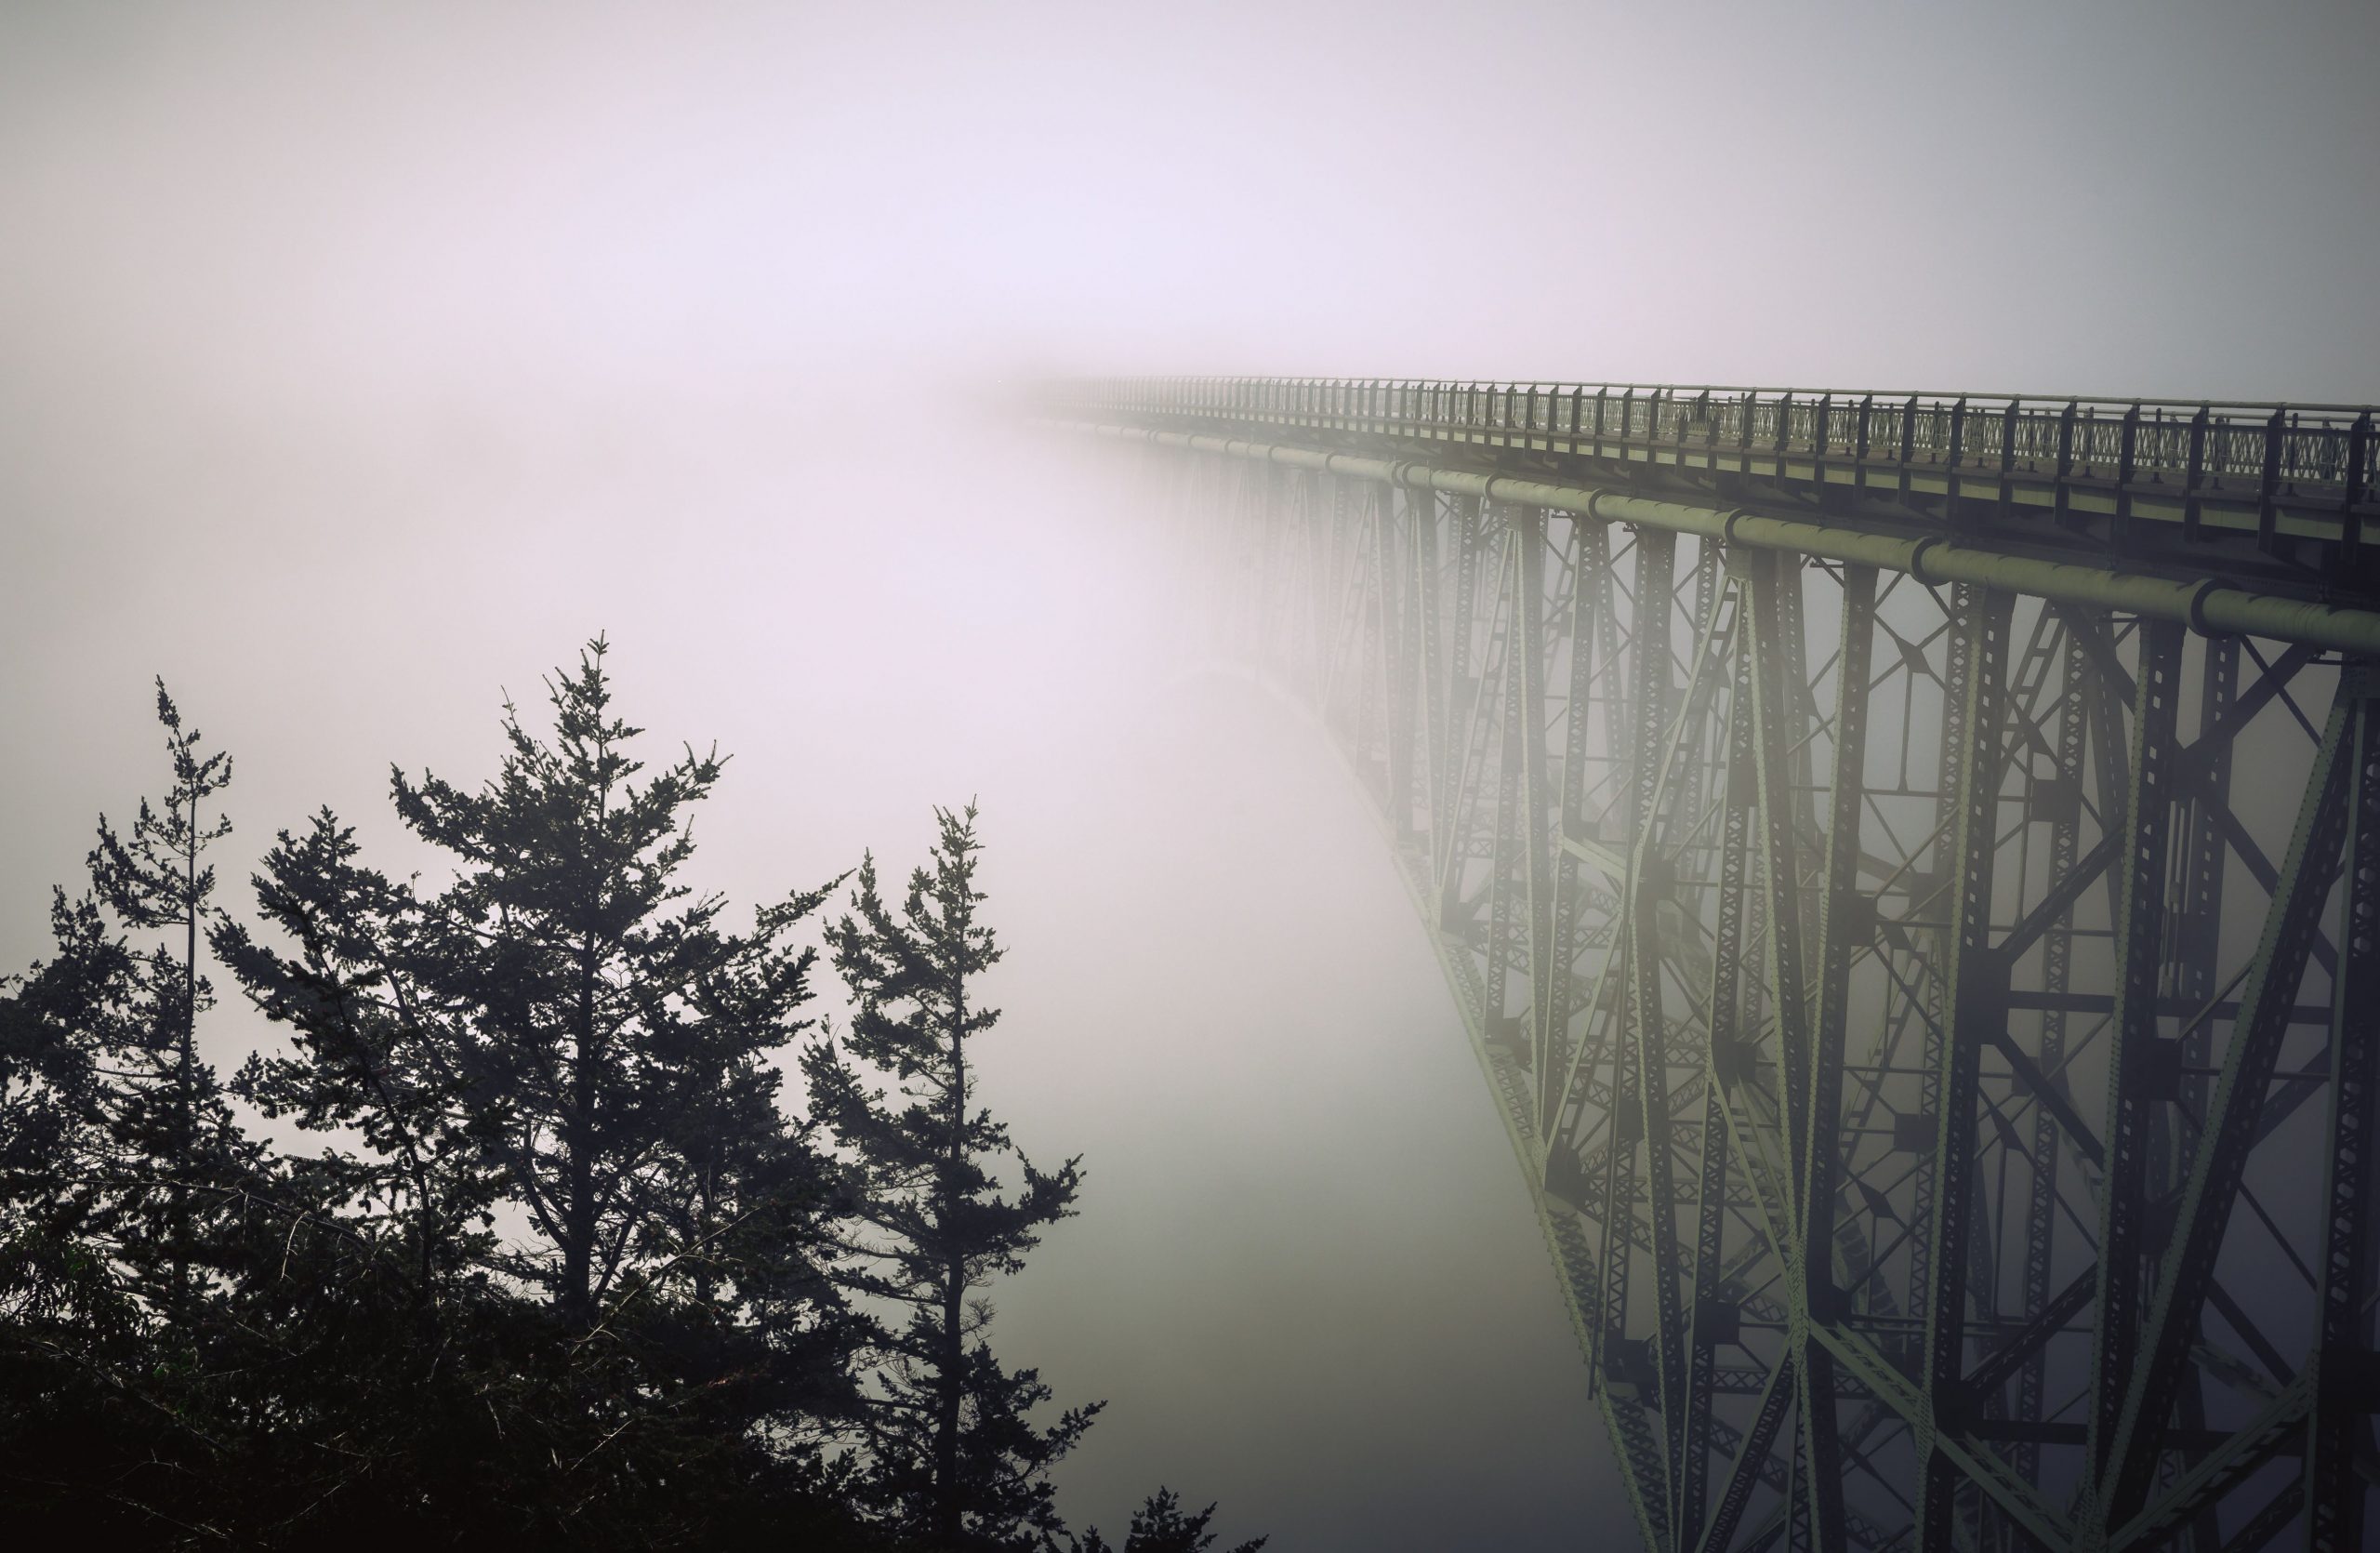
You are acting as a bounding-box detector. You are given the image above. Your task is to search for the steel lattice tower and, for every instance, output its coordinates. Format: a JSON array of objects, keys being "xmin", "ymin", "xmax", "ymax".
[{"xmin": 1064, "ymin": 378, "xmax": 2380, "ymax": 1553}]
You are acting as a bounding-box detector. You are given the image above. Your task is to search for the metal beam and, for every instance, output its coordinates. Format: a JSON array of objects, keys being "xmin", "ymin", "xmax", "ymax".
[
  {"xmin": 1111, "ymin": 395, "xmax": 2380, "ymax": 1553},
  {"xmin": 2086, "ymin": 617, "xmax": 2184, "ymax": 1487},
  {"xmin": 1079, "ymin": 424, "xmax": 2380, "ymax": 656}
]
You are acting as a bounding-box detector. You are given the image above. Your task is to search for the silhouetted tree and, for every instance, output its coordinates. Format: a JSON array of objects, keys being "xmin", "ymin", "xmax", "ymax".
[
  {"xmin": 1077, "ymin": 1489, "xmax": 1270, "ymax": 1553},
  {"xmin": 0, "ymin": 683, "xmax": 266, "ymax": 1541},
  {"xmin": 0, "ymin": 893, "xmax": 130, "ymax": 1323},
  {"xmin": 805, "ymin": 804, "xmax": 1098, "ymax": 1550},
  {"xmin": 3, "ymin": 656, "xmax": 878, "ymax": 1548},
  {"xmin": 211, "ymin": 638, "xmax": 869, "ymax": 1542},
  {"xmin": 83, "ymin": 682, "xmax": 253, "ymax": 1321},
  {"xmin": 378, "ymin": 637, "xmax": 834, "ymax": 1322},
  {"xmin": 3, "ymin": 652, "xmax": 1263, "ymax": 1552},
  {"xmin": 220, "ymin": 811, "xmax": 503, "ymax": 1307}
]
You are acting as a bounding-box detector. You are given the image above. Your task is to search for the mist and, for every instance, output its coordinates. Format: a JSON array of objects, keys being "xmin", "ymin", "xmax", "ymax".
[{"xmin": 3, "ymin": 3, "xmax": 2373, "ymax": 1547}]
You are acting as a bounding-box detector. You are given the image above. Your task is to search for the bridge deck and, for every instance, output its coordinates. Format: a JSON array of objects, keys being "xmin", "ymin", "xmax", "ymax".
[{"xmin": 1062, "ymin": 376, "xmax": 2380, "ymax": 622}]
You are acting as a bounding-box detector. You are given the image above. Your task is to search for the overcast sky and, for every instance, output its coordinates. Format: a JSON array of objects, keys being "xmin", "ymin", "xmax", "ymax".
[{"xmin": 3, "ymin": 3, "xmax": 2373, "ymax": 1547}]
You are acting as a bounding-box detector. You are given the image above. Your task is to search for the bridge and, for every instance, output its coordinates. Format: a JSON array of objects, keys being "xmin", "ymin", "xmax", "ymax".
[{"xmin": 1057, "ymin": 379, "xmax": 2380, "ymax": 1552}]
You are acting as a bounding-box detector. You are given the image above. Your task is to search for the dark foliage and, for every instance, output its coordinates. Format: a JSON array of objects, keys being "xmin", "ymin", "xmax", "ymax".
[
  {"xmin": 805, "ymin": 806, "xmax": 1099, "ymax": 1550},
  {"xmin": 0, "ymin": 646, "xmax": 1264, "ymax": 1553},
  {"xmin": 1078, "ymin": 1489, "xmax": 1270, "ymax": 1553}
]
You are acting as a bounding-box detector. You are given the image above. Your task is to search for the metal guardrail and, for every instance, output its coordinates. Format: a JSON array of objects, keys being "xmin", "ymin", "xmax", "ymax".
[{"xmin": 1062, "ymin": 376, "xmax": 2379, "ymax": 509}]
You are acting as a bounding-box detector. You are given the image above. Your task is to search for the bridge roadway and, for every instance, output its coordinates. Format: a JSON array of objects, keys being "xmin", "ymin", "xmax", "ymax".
[{"xmin": 1063, "ymin": 378, "xmax": 2380, "ymax": 1553}]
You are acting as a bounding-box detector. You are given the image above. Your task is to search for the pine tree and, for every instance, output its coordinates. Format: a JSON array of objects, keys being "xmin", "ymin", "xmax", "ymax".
[
  {"xmin": 3, "ymin": 654, "xmax": 1261, "ymax": 1549},
  {"xmin": 1077, "ymin": 1489, "xmax": 1270, "ymax": 1553},
  {"xmin": 805, "ymin": 803, "xmax": 1098, "ymax": 1550},
  {"xmin": 0, "ymin": 891, "xmax": 151, "ymax": 1499},
  {"xmin": 84, "ymin": 681, "xmax": 253, "ymax": 1321},
  {"xmin": 380, "ymin": 635, "xmax": 838, "ymax": 1324},
  {"xmin": 205, "ymin": 640, "xmax": 870, "ymax": 1544},
  {"xmin": 0, "ymin": 684, "xmax": 264, "ymax": 1542},
  {"xmin": 0, "ymin": 892, "xmax": 131, "ymax": 1312},
  {"xmin": 216, "ymin": 808, "xmax": 505, "ymax": 1308}
]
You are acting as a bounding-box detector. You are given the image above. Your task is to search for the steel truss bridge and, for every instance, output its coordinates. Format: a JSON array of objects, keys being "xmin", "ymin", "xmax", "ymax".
[{"xmin": 1060, "ymin": 378, "xmax": 2380, "ymax": 1553}]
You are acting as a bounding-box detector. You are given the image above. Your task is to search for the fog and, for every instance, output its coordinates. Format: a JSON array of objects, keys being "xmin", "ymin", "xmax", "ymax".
[{"xmin": 2, "ymin": 3, "xmax": 2373, "ymax": 1546}]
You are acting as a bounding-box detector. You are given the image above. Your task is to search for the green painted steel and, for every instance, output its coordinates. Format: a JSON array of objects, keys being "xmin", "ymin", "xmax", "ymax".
[
  {"xmin": 1074, "ymin": 422, "xmax": 2380, "ymax": 657},
  {"xmin": 1078, "ymin": 377, "xmax": 2380, "ymax": 1551}
]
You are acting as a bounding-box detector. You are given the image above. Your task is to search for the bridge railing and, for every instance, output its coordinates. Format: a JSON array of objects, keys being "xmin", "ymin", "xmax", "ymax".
[{"xmin": 1064, "ymin": 376, "xmax": 2379, "ymax": 505}]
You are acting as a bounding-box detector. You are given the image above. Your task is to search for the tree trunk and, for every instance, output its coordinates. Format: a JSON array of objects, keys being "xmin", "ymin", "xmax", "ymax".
[
  {"xmin": 563, "ymin": 936, "xmax": 598, "ymax": 1320},
  {"xmin": 173, "ymin": 819, "xmax": 198, "ymax": 1316},
  {"xmin": 933, "ymin": 987, "xmax": 969, "ymax": 1547}
]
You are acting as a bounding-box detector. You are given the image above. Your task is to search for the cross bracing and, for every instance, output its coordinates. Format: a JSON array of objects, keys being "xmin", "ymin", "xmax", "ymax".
[{"xmin": 1064, "ymin": 377, "xmax": 2380, "ymax": 1553}]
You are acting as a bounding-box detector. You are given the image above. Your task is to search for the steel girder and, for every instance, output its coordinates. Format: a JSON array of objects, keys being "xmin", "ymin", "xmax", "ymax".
[
  {"xmin": 1076, "ymin": 378, "xmax": 2380, "ymax": 618},
  {"xmin": 1109, "ymin": 393, "xmax": 2380, "ymax": 1553}
]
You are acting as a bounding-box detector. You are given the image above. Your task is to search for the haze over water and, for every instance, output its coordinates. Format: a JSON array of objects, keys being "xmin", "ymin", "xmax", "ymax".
[{"xmin": 3, "ymin": 4, "xmax": 2373, "ymax": 1546}]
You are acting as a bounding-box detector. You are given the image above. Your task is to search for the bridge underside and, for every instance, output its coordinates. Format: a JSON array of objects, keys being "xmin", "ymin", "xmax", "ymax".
[{"xmin": 1071, "ymin": 379, "xmax": 2380, "ymax": 1553}]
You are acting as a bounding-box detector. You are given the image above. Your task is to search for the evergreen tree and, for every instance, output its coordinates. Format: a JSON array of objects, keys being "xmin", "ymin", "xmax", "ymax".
[
  {"xmin": 0, "ymin": 891, "xmax": 156, "ymax": 1541},
  {"xmin": 805, "ymin": 804, "xmax": 1098, "ymax": 1550},
  {"xmin": 0, "ymin": 651, "xmax": 871, "ymax": 1547},
  {"xmin": 83, "ymin": 682, "xmax": 255, "ymax": 1321},
  {"xmin": 211, "ymin": 638, "xmax": 868, "ymax": 1540},
  {"xmin": 378, "ymin": 635, "xmax": 837, "ymax": 1324},
  {"xmin": 1077, "ymin": 1490, "xmax": 1270, "ymax": 1553},
  {"xmin": 218, "ymin": 810, "xmax": 502, "ymax": 1307},
  {"xmin": 0, "ymin": 684, "xmax": 264, "ymax": 1542},
  {"xmin": 1, "ymin": 653, "xmax": 1263, "ymax": 1551},
  {"xmin": 210, "ymin": 809, "xmax": 522, "ymax": 1543},
  {"xmin": 0, "ymin": 892, "xmax": 130, "ymax": 1321}
]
